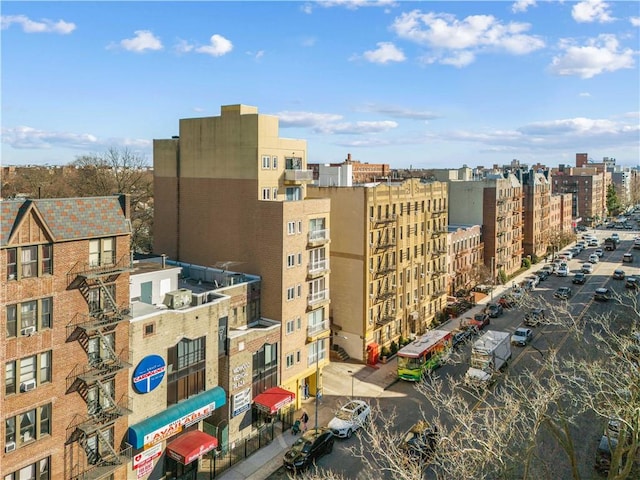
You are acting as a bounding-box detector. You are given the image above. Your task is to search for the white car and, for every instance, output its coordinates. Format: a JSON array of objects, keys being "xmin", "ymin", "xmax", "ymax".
[
  {"xmin": 589, "ymin": 254, "xmax": 599, "ymax": 264},
  {"xmin": 556, "ymin": 266, "xmax": 569, "ymax": 277},
  {"xmin": 582, "ymin": 263, "xmax": 594, "ymax": 274},
  {"xmin": 595, "ymin": 248, "xmax": 604, "ymax": 257},
  {"xmin": 588, "ymin": 238, "xmax": 599, "ymax": 247},
  {"xmin": 561, "ymin": 251, "xmax": 574, "ymax": 260},
  {"xmin": 328, "ymin": 400, "xmax": 371, "ymax": 438}
]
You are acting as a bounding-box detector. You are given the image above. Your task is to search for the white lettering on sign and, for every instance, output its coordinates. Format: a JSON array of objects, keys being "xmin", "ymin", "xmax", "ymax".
[
  {"xmin": 232, "ymin": 362, "xmax": 250, "ymax": 389},
  {"xmin": 143, "ymin": 402, "xmax": 216, "ymax": 447},
  {"xmin": 133, "ymin": 444, "xmax": 162, "ymax": 469}
]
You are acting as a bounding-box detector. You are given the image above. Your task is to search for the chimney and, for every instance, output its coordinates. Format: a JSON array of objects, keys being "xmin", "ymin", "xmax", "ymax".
[
  {"xmin": 161, "ymin": 254, "xmax": 167, "ymax": 269},
  {"xmin": 119, "ymin": 193, "xmax": 131, "ymax": 220}
]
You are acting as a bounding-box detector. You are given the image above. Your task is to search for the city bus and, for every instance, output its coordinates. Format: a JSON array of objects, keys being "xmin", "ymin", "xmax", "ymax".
[{"xmin": 397, "ymin": 330, "xmax": 453, "ymax": 381}]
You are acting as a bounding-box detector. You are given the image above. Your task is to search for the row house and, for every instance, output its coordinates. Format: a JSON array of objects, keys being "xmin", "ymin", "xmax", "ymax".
[
  {"xmin": 1, "ymin": 195, "xmax": 132, "ymax": 480},
  {"xmin": 307, "ymin": 178, "xmax": 448, "ymax": 364},
  {"xmin": 447, "ymin": 225, "xmax": 484, "ymax": 296},
  {"xmin": 153, "ymin": 104, "xmax": 331, "ymax": 407}
]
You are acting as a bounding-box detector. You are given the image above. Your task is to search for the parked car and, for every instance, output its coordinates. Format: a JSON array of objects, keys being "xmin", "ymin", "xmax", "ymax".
[
  {"xmin": 452, "ymin": 327, "xmax": 477, "ymax": 348},
  {"xmin": 524, "ymin": 308, "xmax": 546, "ymax": 327},
  {"xmin": 594, "ymin": 248, "xmax": 604, "ymax": 257},
  {"xmin": 327, "ymin": 400, "xmax": 371, "ymax": 438},
  {"xmin": 594, "ymin": 434, "xmax": 618, "ymax": 475},
  {"xmin": 588, "ymin": 254, "xmax": 599, "ymax": 264},
  {"xmin": 283, "ymin": 428, "xmax": 335, "ymax": 472},
  {"xmin": 626, "ymin": 277, "xmax": 639, "ymax": 289},
  {"xmin": 541, "ymin": 265, "xmax": 554, "ymax": 275},
  {"xmin": 535, "ymin": 270, "xmax": 550, "ymax": 281},
  {"xmin": 401, "ymin": 421, "xmax": 439, "ymax": 461},
  {"xmin": 556, "ymin": 266, "xmax": 569, "ymax": 277},
  {"xmin": 526, "ymin": 275, "xmax": 540, "ymax": 287},
  {"xmin": 511, "ymin": 327, "xmax": 533, "ymax": 346},
  {"xmin": 594, "ymin": 287, "xmax": 612, "ymax": 301},
  {"xmin": 573, "ymin": 272, "xmax": 586, "ymax": 284},
  {"xmin": 485, "ymin": 303, "xmax": 504, "ymax": 318},
  {"xmin": 612, "ymin": 269, "xmax": 625, "ymax": 280},
  {"xmin": 561, "ymin": 251, "xmax": 574, "ymax": 260},
  {"xmin": 611, "ymin": 233, "xmax": 620, "ymax": 244},
  {"xmin": 623, "ymin": 253, "xmax": 633, "ymax": 263},
  {"xmin": 582, "ymin": 263, "xmax": 594, "ymax": 274},
  {"xmin": 554, "ymin": 287, "xmax": 572, "ymax": 299}
]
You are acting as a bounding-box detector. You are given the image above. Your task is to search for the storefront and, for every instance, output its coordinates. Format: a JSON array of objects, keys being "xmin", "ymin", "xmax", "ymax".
[
  {"xmin": 253, "ymin": 386, "xmax": 295, "ymax": 424},
  {"xmin": 127, "ymin": 387, "xmax": 226, "ymax": 479}
]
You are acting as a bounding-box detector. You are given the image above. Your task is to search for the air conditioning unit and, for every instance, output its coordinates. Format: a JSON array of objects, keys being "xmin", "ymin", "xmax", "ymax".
[
  {"xmin": 163, "ymin": 289, "xmax": 193, "ymax": 310},
  {"xmin": 191, "ymin": 292, "xmax": 207, "ymax": 306},
  {"xmin": 5, "ymin": 441, "xmax": 16, "ymax": 453},
  {"xmin": 20, "ymin": 379, "xmax": 37, "ymax": 392},
  {"xmin": 21, "ymin": 326, "xmax": 36, "ymax": 336}
]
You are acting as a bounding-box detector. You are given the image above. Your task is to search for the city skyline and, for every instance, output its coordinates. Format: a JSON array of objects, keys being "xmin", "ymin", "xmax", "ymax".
[{"xmin": 2, "ymin": 0, "xmax": 639, "ymax": 168}]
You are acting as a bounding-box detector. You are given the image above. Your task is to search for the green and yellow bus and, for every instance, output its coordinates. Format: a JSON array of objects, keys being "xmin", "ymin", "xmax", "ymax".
[{"xmin": 397, "ymin": 330, "xmax": 453, "ymax": 381}]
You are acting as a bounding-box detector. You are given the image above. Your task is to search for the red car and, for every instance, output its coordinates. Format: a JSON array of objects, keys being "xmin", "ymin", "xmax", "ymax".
[{"xmin": 467, "ymin": 312, "xmax": 491, "ymax": 330}]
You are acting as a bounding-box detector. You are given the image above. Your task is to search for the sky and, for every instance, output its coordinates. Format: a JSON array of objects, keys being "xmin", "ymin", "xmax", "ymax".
[{"xmin": 1, "ymin": 0, "xmax": 639, "ymax": 169}]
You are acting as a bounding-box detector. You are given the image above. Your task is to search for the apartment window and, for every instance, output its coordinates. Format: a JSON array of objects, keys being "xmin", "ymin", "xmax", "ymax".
[
  {"xmin": 89, "ymin": 238, "xmax": 115, "ymax": 267},
  {"xmin": 297, "ymin": 317, "xmax": 301, "ymax": 330},
  {"xmin": 308, "ymin": 339, "xmax": 326, "ymax": 366},
  {"xmin": 297, "ymin": 253, "xmax": 302, "ymax": 265},
  {"xmin": 272, "ymin": 156, "xmax": 278, "ymax": 169},
  {"xmin": 261, "ymin": 188, "xmax": 271, "ymax": 200},
  {"xmin": 6, "ymin": 351, "xmax": 51, "ymax": 395},
  {"xmin": 5, "ymin": 404, "xmax": 51, "ymax": 449},
  {"xmin": 144, "ymin": 322, "xmax": 156, "ymax": 337},
  {"xmin": 286, "ymin": 319, "xmax": 295, "ymax": 335},
  {"xmin": 287, "ymin": 287, "xmax": 295, "ymax": 301},
  {"xmin": 167, "ymin": 337, "xmax": 206, "ymax": 406},
  {"xmin": 3, "ymin": 457, "xmax": 50, "ymax": 479},
  {"xmin": 287, "ymin": 222, "xmax": 296, "ymax": 235},
  {"xmin": 296, "ymin": 350, "xmax": 301, "ymax": 363},
  {"xmin": 21, "ymin": 246, "xmax": 38, "ymax": 278},
  {"xmin": 287, "ymin": 254, "xmax": 295, "ymax": 268},
  {"xmin": 262, "ymin": 155, "xmax": 270, "ymax": 169},
  {"xmin": 87, "ymin": 284, "xmax": 116, "ymax": 316},
  {"xmin": 308, "ymin": 308, "xmax": 325, "ymax": 335},
  {"xmin": 297, "ymin": 284, "xmax": 302, "ymax": 297},
  {"xmin": 88, "ymin": 333, "xmax": 115, "ymax": 366},
  {"xmin": 7, "ymin": 248, "xmax": 17, "ymax": 280},
  {"xmin": 298, "ymin": 221, "xmax": 302, "ymax": 233},
  {"xmin": 252, "ymin": 343, "xmax": 278, "ymax": 397},
  {"xmin": 286, "ymin": 353, "xmax": 294, "ymax": 368},
  {"xmin": 6, "ymin": 298, "xmax": 53, "ymax": 338},
  {"xmin": 286, "ymin": 187, "xmax": 301, "ymax": 201},
  {"xmin": 5, "ymin": 362, "xmax": 15, "ymax": 395}
]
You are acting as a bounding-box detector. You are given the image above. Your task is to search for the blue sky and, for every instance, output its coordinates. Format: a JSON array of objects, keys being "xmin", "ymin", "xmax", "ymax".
[{"xmin": 2, "ymin": 0, "xmax": 639, "ymax": 169}]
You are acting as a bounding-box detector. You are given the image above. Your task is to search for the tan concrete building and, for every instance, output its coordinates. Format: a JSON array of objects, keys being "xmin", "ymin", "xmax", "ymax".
[
  {"xmin": 153, "ymin": 104, "xmax": 331, "ymax": 408},
  {"xmin": 448, "ymin": 174, "xmax": 524, "ymax": 281},
  {"xmin": 551, "ymin": 165, "xmax": 606, "ymax": 226},
  {"xmin": 1, "ymin": 195, "xmax": 131, "ymax": 480},
  {"xmin": 125, "ymin": 258, "xmax": 282, "ymax": 479},
  {"xmin": 447, "ymin": 225, "xmax": 484, "ymax": 296},
  {"xmin": 307, "ymin": 179, "xmax": 448, "ymax": 363},
  {"xmin": 521, "ymin": 171, "xmax": 552, "ymax": 260}
]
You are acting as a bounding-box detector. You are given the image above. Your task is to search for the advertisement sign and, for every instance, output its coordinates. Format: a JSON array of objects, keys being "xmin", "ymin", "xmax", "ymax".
[
  {"xmin": 133, "ymin": 444, "xmax": 162, "ymax": 469},
  {"xmin": 136, "ymin": 459, "xmax": 154, "ymax": 478},
  {"xmin": 143, "ymin": 402, "xmax": 216, "ymax": 446},
  {"xmin": 232, "ymin": 388, "xmax": 251, "ymax": 417},
  {"xmin": 133, "ymin": 355, "xmax": 166, "ymax": 394}
]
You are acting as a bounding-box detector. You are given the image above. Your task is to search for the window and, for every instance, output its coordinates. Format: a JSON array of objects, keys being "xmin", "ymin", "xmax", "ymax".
[
  {"xmin": 7, "ymin": 248, "xmax": 17, "ymax": 280},
  {"xmin": 262, "ymin": 155, "xmax": 271, "ymax": 169},
  {"xmin": 287, "ymin": 254, "xmax": 295, "ymax": 268},
  {"xmin": 286, "ymin": 287, "xmax": 295, "ymax": 301},
  {"xmin": 87, "ymin": 284, "xmax": 115, "ymax": 316},
  {"xmin": 286, "ymin": 319, "xmax": 295, "ymax": 334},
  {"xmin": 308, "ymin": 339, "xmax": 326, "ymax": 366},
  {"xmin": 272, "ymin": 156, "xmax": 278, "ymax": 169},
  {"xmin": 252, "ymin": 343, "xmax": 278, "ymax": 398},
  {"xmin": 167, "ymin": 337, "xmax": 206, "ymax": 406},
  {"xmin": 287, "ymin": 221, "xmax": 296, "ymax": 235},
  {"xmin": 6, "ymin": 361, "xmax": 15, "ymax": 395},
  {"xmin": 5, "ymin": 244, "xmax": 52, "ymax": 280},
  {"xmin": 144, "ymin": 322, "xmax": 156, "ymax": 337},
  {"xmin": 262, "ymin": 188, "xmax": 271, "ymax": 200},
  {"xmin": 6, "ymin": 298, "xmax": 53, "ymax": 338},
  {"xmin": 6, "ymin": 351, "xmax": 51, "ymax": 394},
  {"xmin": 21, "ymin": 246, "xmax": 38, "ymax": 278},
  {"xmin": 89, "ymin": 238, "xmax": 115, "ymax": 267},
  {"xmin": 298, "ymin": 221, "xmax": 302, "ymax": 233},
  {"xmin": 286, "ymin": 187, "xmax": 301, "ymax": 201},
  {"xmin": 5, "ymin": 405, "xmax": 51, "ymax": 448},
  {"xmin": 40, "ymin": 298, "xmax": 52, "ymax": 329},
  {"xmin": 41, "ymin": 245, "xmax": 52, "ymax": 275},
  {"xmin": 3, "ymin": 457, "xmax": 50, "ymax": 480},
  {"xmin": 272, "ymin": 188, "xmax": 278, "ymax": 200},
  {"xmin": 296, "ymin": 317, "xmax": 301, "ymax": 330},
  {"xmin": 297, "ymin": 253, "xmax": 302, "ymax": 265},
  {"xmin": 296, "ymin": 350, "xmax": 301, "ymax": 363},
  {"xmin": 297, "ymin": 284, "xmax": 302, "ymax": 297},
  {"xmin": 286, "ymin": 353, "xmax": 295, "ymax": 368}
]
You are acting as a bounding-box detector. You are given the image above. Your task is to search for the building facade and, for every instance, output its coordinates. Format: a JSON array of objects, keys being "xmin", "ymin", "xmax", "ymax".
[
  {"xmin": 153, "ymin": 104, "xmax": 331, "ymax": 408},
  {"xmin": 521, "ymin": 171, "xmax": 552, "ymax": 260},
  {"xmin": 447, "ymin": 225, "xmax": 484, "ymax": 296},
  {"xmin": 307, "ymin": 178, "xmax": 448, "ymax": 363},
  {"xmin": 551, "ymin": 166, "xmax": 606, "ymax": 226},
  {"xmin": 1, "ymin": 195, "xmax": 131, "ymax": 480},
  {"xmin": 309, "ymin": 153, "xmax": 390, "ymax": 184}
]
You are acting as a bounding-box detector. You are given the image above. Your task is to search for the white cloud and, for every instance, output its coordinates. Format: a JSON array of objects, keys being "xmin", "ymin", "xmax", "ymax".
[
  {"xmin": 512, "ymin": 0, "xmax": 536, "ymax": 14},
  {"xmin": 116, "ymin": 30, "xmax": 163, "ymax": 52},
  {"xmin": 572, "ymin": 0, "xmax": 614, "ymax": 23},
  {"xmin": 1, "ymin": 126, "xmax": 151, "ymax": 152},
  {"xmin": 174, "ymin": 39, "xmax": 194, "ymax": 54},
  {"xmin": 276, "ymin": 110, "xmax": 397, "ymax": 135},
  {"xmin": 360, "ymin": 42, "xmax": 406, "ymax": 64},
  {"xmin": 549, "ymin": 34, "xmax": 635, "ymax": 78},
  {"xmin": 630, "ymin": 17, "xmax": 640, "ymax": 27},
  {"xmin": 0, "ymin": 14, "xmax": 75, "ymax": 34},
  {"xmin": 277, "ymin": 111, "xmax": 344, "ymax": 128},
  {"xmin": 390, "ymin": 11, "xmax": 544, "ymax": 66},
  {"xmin": 195, "ymin": 34, "xmax": 233, "ymax": 56},
  {"xmin": 360, "ymin": 104, "xmax": 441, "ymax": 120},
  {"xmin": 303, "ymin": 0, "xmax": 397, "ymax": 13},
  {"xmin": 579, "ymin": 92, "xmax": 591, "ymax": 97}
]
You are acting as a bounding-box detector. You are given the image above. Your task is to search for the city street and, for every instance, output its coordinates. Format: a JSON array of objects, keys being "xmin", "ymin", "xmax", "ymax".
[{"xmin": 266, "ymin": 228, "xmax": 639, "ymax": 479}]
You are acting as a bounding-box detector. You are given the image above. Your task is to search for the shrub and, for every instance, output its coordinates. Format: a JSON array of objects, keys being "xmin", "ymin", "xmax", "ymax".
[
  {"xmin": 381, "ymin": 346, "xmax": 391, "ymax": 358},
  {"xmin": 498, "ymin": 269, "xmax": 508, "ymax": 285},
  {"xmin": 521, "ymin": 258, "xmax": 531, "ymax": 269},
  {"xmin": 390, "ymin": 341, "xmax": 398, "ymax": 355}
]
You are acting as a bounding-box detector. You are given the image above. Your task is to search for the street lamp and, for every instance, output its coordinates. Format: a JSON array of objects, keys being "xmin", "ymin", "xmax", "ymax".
[{"xmin": 347, "ymin": 370, "xmax": 354, "ymax": 399}]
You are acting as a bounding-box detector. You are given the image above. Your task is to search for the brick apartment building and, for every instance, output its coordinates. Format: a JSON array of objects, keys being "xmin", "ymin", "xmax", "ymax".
[
  {"xmin": 307, "ymin": 178, "xmax": 449, "ymax": 362},
  {"xmin": 520, "ymin": 171, "xmax": 552, "ymax": 260},
  {"xmin": 309, "ymin": 153, "xmax": 390, "ymax": 184},
  {"xmin": 447, "ymin": 225, "xmax": 484, "ymax": 296},
  {"xmin": 1, "ymin": 195, "xmax": 132, "ymax": 480},
  {"xmin": 153, "ymin": 104, "xmax": 331, "ymax": 408}
]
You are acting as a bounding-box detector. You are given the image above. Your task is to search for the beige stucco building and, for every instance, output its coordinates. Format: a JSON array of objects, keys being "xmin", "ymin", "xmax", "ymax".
[
  {"xmin": 307, "ymin": 179, "xmax": 448, "ymax": 363},
  {"xmin": 153, "ymin": 104, "xmax": 331, "ymax": 408}
]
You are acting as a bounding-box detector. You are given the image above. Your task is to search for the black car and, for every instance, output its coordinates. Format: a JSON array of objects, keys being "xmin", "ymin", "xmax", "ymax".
[
  {"xmin": 452, "ymin": 327, "xmax": 476, "ymax": 348},
  {"xmin": 485, "ymin": 303, "xmax": 504, "ymax": 318},
  {"xmin": 594, "ymin": 287, "xmax": 612, "ymax": 301},
  {"xmin": 524, "ymin": 308, "xmax": 546, "ymax": 327},
  {"xmin": 572, "ymin": 272, "xmax": 586, "ymax": 284},
  {"xmin": 535, "ymin": 270, "xmax": 550, "ymax": 281},
  {"xmin": 401, "ymin": 421, "xmax": 439, "ymax": 461},
  {"xmin": 283, "ymin": 428, "xmax": 334, "ymax": 472}
]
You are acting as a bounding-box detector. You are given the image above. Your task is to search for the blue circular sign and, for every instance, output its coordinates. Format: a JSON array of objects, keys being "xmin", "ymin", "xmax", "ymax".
[{"xmin": 132, "ymin": 355, "xmax": 166, "ymax": 394}]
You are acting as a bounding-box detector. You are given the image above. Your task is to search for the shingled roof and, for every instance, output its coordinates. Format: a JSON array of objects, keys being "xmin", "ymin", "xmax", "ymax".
[{"xmin": 1, "ymin": 195, "xmax": 131, "ymax": 247}]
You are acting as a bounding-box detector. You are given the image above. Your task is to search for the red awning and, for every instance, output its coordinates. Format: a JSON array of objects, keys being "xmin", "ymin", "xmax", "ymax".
[
  {"xmin": 253, "ymin": 386, "xmax": 295, "ymax": 414},
  {"xmin": 166, "ymin": 430, "xmax": 218, "ymax": 465}
]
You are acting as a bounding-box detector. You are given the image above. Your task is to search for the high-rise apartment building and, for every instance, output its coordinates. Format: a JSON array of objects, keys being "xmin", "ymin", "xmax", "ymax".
[
  {"xmin": 551, "ymin": 165, "xmax": 606, "ymax": 225},
  {"xmin": 1, "ymin": 195, "xmax": 132, "ymax": 480},
  {"xmin": 307, "ymin": 179, "xmax": 448, "ymax": 363},
  {"xmin": 520, "ymin": 171, "xmax": 552, "ymax": 260},
  {"xmin": 153, "ymin": 104, "xmax": 331, "ymax": 405}
]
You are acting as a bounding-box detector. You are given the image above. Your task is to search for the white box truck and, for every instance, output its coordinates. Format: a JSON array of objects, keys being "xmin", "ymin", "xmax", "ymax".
[{"xmin": 464, "ymin": 330, "xmax": 512, "ymax": 387}]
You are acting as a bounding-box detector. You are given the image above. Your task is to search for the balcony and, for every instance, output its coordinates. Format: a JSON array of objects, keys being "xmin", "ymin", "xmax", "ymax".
[
  {"xmin": 307, "ymin": 259, "xmax": 330, "ymax": 278},
  {"xmin": 75, "ymin": 396, "xmax": 133, "ymax": 435},
  {"xmin": 284, "ymin": 169, "xmax": 313, "ymax": 184},
  {"xmin": 370, "ymin": 214, "xmax": 397, "ymax": 224},
  {"xmin": 307, "ymin": 320, "xmax": 330, "ymax": 342},
  {"xmin": 307, "ymin": 289, "xmax": 329, "ymax": 307},
  {"xmin": 431, "ymin": 231, "xmax": 446, "ymax": 238},
  {"xmin": 371, "ymin": 238, "xmax": 396, "ymax": 250},
  {"xmin": 68, "ymin": 254, "xmax": 132, "ymax": 286},
  {"xmin": 373, "ymin": 264, "xmax": 396, "ymax": 276},
  {"xmin": 70, "ymin": 443, "xmax": 132, "ymax": 480},
  {"xmin": 376, "ymin": 288, "xmax": 397, "ymax": 301},
  {"xmin": 308, "ymin": 229, "xmax": 330, "ymax": 246},
  {"xmin": 376, "ymin": 313, "xmax": 396, "ymax": 327}
]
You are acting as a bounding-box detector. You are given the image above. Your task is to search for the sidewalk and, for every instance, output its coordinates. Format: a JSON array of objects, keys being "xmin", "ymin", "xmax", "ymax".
[{"xmin": 212, "ymin": 263, "xmax": 549, "ymax": 480}]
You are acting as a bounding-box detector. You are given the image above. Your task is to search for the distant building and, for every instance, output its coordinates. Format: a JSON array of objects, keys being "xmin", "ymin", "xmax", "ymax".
[
  {"xmin": 309, "ymin": 153, "xmax": 390, "ymax": 184},
  {"xmin": 551, "ymin": 164, "xmax": 606, "ymax": 226},
  {"xmin": 520, "ymin": 171, "xmax": 552, "ymax": 260}
]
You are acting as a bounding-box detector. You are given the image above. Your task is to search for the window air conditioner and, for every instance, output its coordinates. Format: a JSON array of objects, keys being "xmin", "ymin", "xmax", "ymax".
[
  {"xmin": 20, "ymin": 379, "xmax": 37, "ymax": 392},
  {"xmin": 5, "ymin": 441, "xmax": 16, "ymax": 453},
  {"xmin": 21, "ymin": 326, "xmax": 36, "ymax": 336}
]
